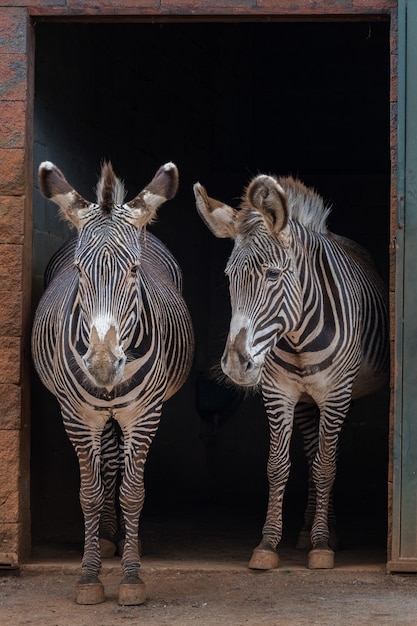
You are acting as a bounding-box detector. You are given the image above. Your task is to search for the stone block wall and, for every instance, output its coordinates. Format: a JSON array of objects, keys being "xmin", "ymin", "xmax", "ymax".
[
  {"xmin": 0, "ymin": 0, "xmax": 397, "ymax": 565},
  {"xmin": 0, "ymin": 7, "xmax": 33, "ymax": 565}
]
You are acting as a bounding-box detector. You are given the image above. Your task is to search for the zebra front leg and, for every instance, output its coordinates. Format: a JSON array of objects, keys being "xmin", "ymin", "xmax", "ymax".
[
  {"xmin": 296, "ymin": 480, "xmax": 338, "ymax": 552},
  {"xmin": 71, "ymin": 429, "xmax": 106, "ymax": 604},
  {"xmin": 249, "ymin": 401, "xmax": 294, "ymax": 570},
  {"xmin": 308, "ymin": 403, "xmax": 346, "ymax": 569}
]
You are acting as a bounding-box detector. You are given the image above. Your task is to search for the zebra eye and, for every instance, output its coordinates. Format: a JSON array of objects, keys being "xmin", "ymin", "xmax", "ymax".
[
  {"xmin": 265, "ymin": 267, "xmax": 282, "ymax": 280},
  {"xmin": 130, "ymin": 265, "xmax": 140, "ymax": 277}
]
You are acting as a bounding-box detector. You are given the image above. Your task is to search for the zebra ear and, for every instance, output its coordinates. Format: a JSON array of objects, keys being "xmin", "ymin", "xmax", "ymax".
[
  {"xmin": 193, "ymin": 183, "xmax": 237, "ymax": 239},
  {"xmin": 245, "ymin": 175, "xmax": 289, "ymax": 236},
  {"xmin": 38, "ymin": 162, "xmax": 92, "ymax": 228},
  {"xmin": 125, "ymin": 162, "xmax": 179, "ymax": 227}
]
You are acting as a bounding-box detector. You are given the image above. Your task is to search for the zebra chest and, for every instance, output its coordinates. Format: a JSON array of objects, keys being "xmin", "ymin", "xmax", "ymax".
[
  {"xmin": 265, "ymin": 348, "xmax": 342, "ymax": 402},
  {"xmin": 53, "ymin": 330, "xmax": 167, "ymax": 401},
  {"xmin": 270, "ymin": 343, "xmax": 333, "ymax": 377}
]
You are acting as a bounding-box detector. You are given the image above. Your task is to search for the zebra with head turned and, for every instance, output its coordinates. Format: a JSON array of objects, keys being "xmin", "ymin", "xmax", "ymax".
[
  {"xmin": 194, "ymin": 174, "xmax": 388, "ymax": 570},
  {"xmin": 32, "ymin": 161, "xmax": 194, "ymax": 605}
]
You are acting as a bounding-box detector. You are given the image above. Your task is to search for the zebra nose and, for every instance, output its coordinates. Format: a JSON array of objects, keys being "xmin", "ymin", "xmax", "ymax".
[
  {"xmin": 221, "ymin": 350, "xmax": 254, "ymax": 373},
  {"xmin": 109, "ymin": 351, "xmax": 126, "ymax": 374},
  {"xmin": 82, "ymin": 348, "xmax": 126, "ymax": 388},
  {"xmin": 237, "ymin": 348, "xmax": 254, "ymax": 370},
  {"xmin": 116, "ymin": 355, "xmax": 125, "ymax": 371},
  {"xmin": 244, "ymin": 358, "xmax": 255, "ymax": 372}
]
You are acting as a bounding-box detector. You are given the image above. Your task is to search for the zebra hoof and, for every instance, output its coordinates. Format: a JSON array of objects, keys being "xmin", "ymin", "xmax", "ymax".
[
  {"xmin": 76, "ymin": 580, "xmax": 105, "ymax": 605},
  {"xmin": 308, "ymin": 547, "xmax": 334, "ymax": 569},
  {"xmin": 118, "ymin": 576, "xmax": 146, "ymax": 605},
  {"xmin": 248, "ymin": 547, "xmax": 280, "ymax": 570},
  {"xmin": 100, "ymin": 537, "xmax": 117, "ymax": 558}
]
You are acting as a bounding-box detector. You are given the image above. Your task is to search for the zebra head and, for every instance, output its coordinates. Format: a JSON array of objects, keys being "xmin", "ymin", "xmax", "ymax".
[
  {"xmin": 194, "ymin": 175, "xmax": 303, "ymax": 387},
  {"xmin": 38, "ymin": 160, "xmax": 179, "ymax": 390}
]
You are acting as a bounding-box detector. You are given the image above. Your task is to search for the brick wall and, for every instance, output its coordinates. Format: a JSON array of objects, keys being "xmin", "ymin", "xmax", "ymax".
[
  {"xmin": 0, "ymin": 7, "xmax": 33, "ymax": 566},
  {"xmin": 0, "ymin": 1, "xmax": 397, "ymax": 564}
]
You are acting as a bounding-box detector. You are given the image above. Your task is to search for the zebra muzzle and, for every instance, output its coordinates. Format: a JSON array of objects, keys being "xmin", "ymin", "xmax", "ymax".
[
  {"xmin": 82, "ymin": 326, "xmax": 126, "ymax": 389},
  {"xmin": 221, "ymin": 350, "xmax": 262, "ymax": 387},
  {"xmin": 221, "ymin": 326, "xmax": 263, "ymax": 386}
]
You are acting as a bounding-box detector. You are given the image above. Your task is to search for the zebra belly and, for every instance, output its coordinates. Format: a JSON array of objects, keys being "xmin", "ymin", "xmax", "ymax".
[
  {"xmin": 264, "ymin": 349, "xmax": 386, "ymax": 407},
  {"xmin": 351, "ymin": 360, "xmax": 388, "ymax": 400}
]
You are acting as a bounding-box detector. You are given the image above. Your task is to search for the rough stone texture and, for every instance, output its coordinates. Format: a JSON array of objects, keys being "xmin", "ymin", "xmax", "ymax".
[
  {"xmin": 0, "ymin": 196, "xmax": 25, "ymax": 245},
  {"xmin": 0, "ymin": 523, "xmax": 21, "ymax": 557},
  {"xmin": 0, "ymin": 292, "xmax": 22, "ymax": 336},
  {"xmin": 0, "ymin": 430, "xmax": 20, "ymax": 524},
  {"xmin": 0, "ymin": 337, "xmax": 21, "ymax": 384},
  {"xmin": 0, "ymin": 6, "xmax": 30, "ymax": 565},
  {"xmin": 0, "ymin": 148, "xmax": 25, "ymax": 195},
  {"xmin": 0, "ymin": 244, "xmax": 23, "ymax": 291},
  {"xmin": 0, "ymin": 9, "xmax": 27, "ymax": 55},
  {"xmin": 0, "ymin": 55, "xmax": 27, "ymax": 101},
  {"xmin": 0, "ymin": 384, "xmax": 21, "ymax": 429},
  {"xmin": 21, "ymin": 0, "xmax": 397, "ymax": 16},
  {"xmin": 0, "ymin": 101, "xmax": 26, "ymax": 149}
]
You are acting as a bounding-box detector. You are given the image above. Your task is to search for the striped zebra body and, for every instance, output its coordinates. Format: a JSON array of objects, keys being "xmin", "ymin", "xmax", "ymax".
[
  {"xmin": 32, "ymin": 161, "xmax": 194, "ymax": 604},
  {"xmin": 194, "ymin": 174, "xmax": 388, "ymax": 570}
]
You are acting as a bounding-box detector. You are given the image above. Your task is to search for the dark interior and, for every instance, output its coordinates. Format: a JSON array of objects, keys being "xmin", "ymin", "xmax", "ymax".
[{"xmin": 31, "ymin": 20, "xmax": 390, "ymax": 559}]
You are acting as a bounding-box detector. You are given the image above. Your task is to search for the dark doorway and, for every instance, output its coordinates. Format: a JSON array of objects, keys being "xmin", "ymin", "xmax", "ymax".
[{"xmin": 31, "ymin": 20, "xmax": 390, "ymax": 559}]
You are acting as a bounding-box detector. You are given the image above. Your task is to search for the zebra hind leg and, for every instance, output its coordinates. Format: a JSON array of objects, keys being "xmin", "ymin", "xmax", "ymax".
[
  {"xmin": 99, "ymin": 419, "xmax": 123, "ymax": 558},
  {"xmin": 295, "ymin": 483, "xmax": 338, "ymax": 552},
  {"xmin": 306, "ymin": 401, "xmax": 348, "ymax": 569},
  {"xmin": 294, "ymin": 403, "xmax": 339, "ymax": 552},
  {"xmin": 116, "ymin": 428, "xmax": 151, "ymax": 606}
]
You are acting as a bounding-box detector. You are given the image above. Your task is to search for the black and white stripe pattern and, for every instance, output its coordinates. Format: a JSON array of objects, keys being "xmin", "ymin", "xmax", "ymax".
[
  {"xmin": 194, "ymin": 174, "xmax": 388, "ymax": 570},
  {"xmin": 32, "ymin": 161, "xmax": 194, "ymax": 602}
]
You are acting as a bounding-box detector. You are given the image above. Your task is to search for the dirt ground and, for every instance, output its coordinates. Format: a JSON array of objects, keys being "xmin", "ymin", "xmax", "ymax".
[
  {"xmin": 3, "ymin": 506, "xmax": 417, "ymax": 625},
  {"xmin": 2, "ymin": 560, "xmax": 417, "ymax": 626}
]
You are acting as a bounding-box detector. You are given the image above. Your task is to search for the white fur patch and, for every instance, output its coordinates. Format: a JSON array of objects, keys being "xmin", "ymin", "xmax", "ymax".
[
  {"xmin": 229, "ymin": 312, "xmax": 251, "ymax": 343},
  {"xmin": 39, "ymin": 161, "xmax": 55, "ymax": 171},
  {"xmin": 142, "ymin": 190, "xmax": 165, "ymax": 211},
  {"xmin": 163, "ymin": 162, "xmax": 176, "ymax": 171},
  {"xmin": 255, "ymin": 174, "xmax": 285, "ymax": 194},
  {"xmin": 93, "ymin": 316, "xmax": 114, "ymax": 341}
]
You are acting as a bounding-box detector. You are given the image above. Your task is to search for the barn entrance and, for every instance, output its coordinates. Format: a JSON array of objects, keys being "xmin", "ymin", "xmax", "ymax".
[{"xmin": 31, "ymin": 20, "xmax": 390, "ymax": 562}]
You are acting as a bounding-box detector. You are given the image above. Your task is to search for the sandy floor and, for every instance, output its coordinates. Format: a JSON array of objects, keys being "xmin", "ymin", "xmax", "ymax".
[
  {"xmin": 2, "ymin": 556, "xmax": 417, "ymax": 626},
  {"xmin": 3, "ymin": 505, "xmax": 416, "ymax": 625}
]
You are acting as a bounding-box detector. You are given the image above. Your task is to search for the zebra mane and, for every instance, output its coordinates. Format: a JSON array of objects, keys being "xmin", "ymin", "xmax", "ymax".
[
  {"xmin": 95, "ymin": 161, "xmax": 126, "ymax": 213},
  {"xmin": 277, "ymin": 176, "xmax": 331, "ymax": 234}
]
